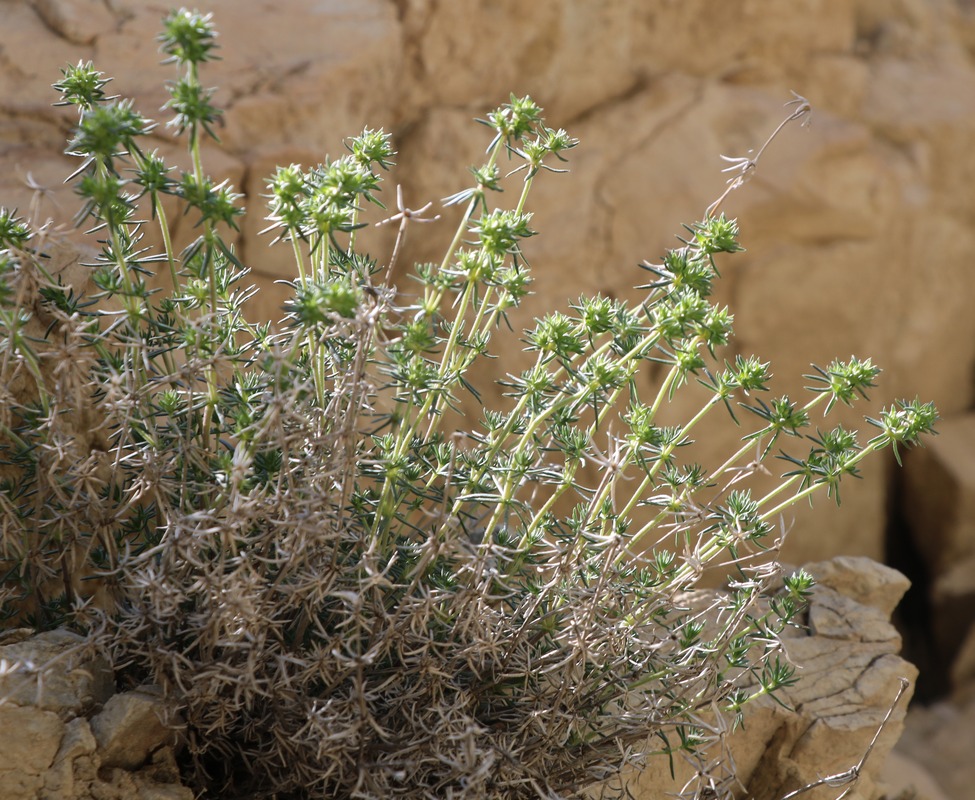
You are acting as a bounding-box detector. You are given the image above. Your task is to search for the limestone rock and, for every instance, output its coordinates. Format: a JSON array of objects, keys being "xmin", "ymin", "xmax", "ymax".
[
  {"xmin": 930, "ymin": 555, "xmax": 975, "ymax": 671},
  {"xmin": 0, "ymin": 703, "xmax": 64, "ymax": 798},
  {"xmin": 879, "ymin": 749, "xmax": 950, "ymax": 800},
  {"xmin": 950, "ymin": 620, "xmax": 975, "ymax": 701},
  {"xmin": 93, "ymin": 766, "xmax": 195, "ymax": 800},
  {"xmin": 903, "ymin": 413, "xmax": 975, "ymax": 576},
  {"xmin": 0, "ymin": 629, "xmax": 192, "ymax": 799},
  {"xmin": 0, "ymin": 628, "xmax": 113, "ymax": 714},
  {"xmin": 902, "ymin": 413, "xmax": 975, "ymax": 674},
  {"xmin": 31, "ymin": 0, "xmax": 117, "ymax": 45},
  {"xmin": 734, "ymin": 558, "xmax": 915, "ymax": 800},
  {"xmin": 623, "ymin": 557, "xmax": 915, "ymax": 800},
  {"xmin": 90, "ymin": 685, "xmax": 181, "ymax": 771},
  {"xmin": 808, "ymin": 555, "xmax": 912, "ymax": 618},
  {"xmin": 896, "ymin": 694, "xmax": 975, "ymax": 800},
  {"xmin": 42, "ymin": 717, "xmax": 98, "ymax": 799}
]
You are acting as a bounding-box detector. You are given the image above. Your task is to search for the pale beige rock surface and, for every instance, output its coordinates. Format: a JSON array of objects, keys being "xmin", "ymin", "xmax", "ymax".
[
  {"xmin": 32, "ymin": 0, "xmax": 117, "ymax": 45},
  {"xmin": 903, "ymin": 414, "xmax": 975, "ymax": 576},
  {"xmin": 896, "ymin": 694, "xmax": 975, "ymax": 800},
  {"xmin": 0, "ymin": 703, "xmax": 65, "ymax": 798},
  {"xmin": 903, "ymin": 412, "xmax": 975, "ymax": 697},
  {"xmin": 90, "ymin": 686, "xmax": 180, "ymax": 771},
  {"xmin": 43, "ymin": 718, "xmax": 98, "ymax": 800},
  {"xmin": 0, "ymin": 631, "xmax": 192, "ymax": 800},
  {"xmin": 0, "ymin": 628, "xmax": 113, "ymax": 713},
  {"xmin": 878, "ymin": 750, "xmax": 950, "ymax": 800},
  {"xmin": 622, "ymin": 556, "xmax": 916, "ymax": 800}
]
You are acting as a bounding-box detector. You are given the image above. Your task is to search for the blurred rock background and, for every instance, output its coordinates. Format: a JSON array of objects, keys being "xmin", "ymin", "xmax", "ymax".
[{"xmin": 2, "ymin": 1, "xmax": 975, "ymax": 797}]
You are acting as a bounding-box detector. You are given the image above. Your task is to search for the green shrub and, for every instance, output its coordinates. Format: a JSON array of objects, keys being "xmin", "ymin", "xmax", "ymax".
[{"xmin": 0, "ymin": 9, "xmax": 936, "ymax": 800}]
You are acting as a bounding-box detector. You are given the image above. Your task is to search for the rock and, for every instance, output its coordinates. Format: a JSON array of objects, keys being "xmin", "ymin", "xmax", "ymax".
[
  {"xmin": 0, "ymin": 628, "xmax": 193, "ymax": 799},
  {"xmin": 903, "ymin": 413, "xmax": 975, "ymax": 577},
  {"xmin": 42, "ymin": 717, "xmax": 98, "ymax": 799},
  {"xmin": 950, "ymin": 620, "xmax": 975, "ymax": 701},
  {"xmin": 95, "ymin": 766, "xmax": 196, "ymax": 800},
  {"xmin": 929, "ymin": 555, "xmax": 975, "ymax": 668},
  {"xmin": 808, "ymin": 555, "xmax": 912, "ymax": 618},
  {"xmin": 0, "ymin": 628, "xmax": 113, "ymax": 714},
  {"xmin": 31, "ymin": 0, "xmax": 118, "ymax": 45},
  {"xmin": 90, "ymin": 685, "xmax": 181, "ymax": 771},
  {"xmin": 737, "ymin": 593, "xmax": 914, "ymax": 800},
  {"xmin": 896, "ymin": 694, "xmax": 975, "ymax": 800},
  {"xmin": 902, "ymin": 414, "xmax": 975, "ymax": 674},
  {"xmin": 879, "ymin": 749, "xmax": 950, "ymax": 800},
  {"xmin": 134, "ymin": 785, "xmax": 196, "ymax": 800},
  {"xmin": 622, "ymin": 557, "xmax": 915, "ymax": 800},
  {"xmin": 0, "ymin": 703, "xmax": 64, "ymax": 798}
]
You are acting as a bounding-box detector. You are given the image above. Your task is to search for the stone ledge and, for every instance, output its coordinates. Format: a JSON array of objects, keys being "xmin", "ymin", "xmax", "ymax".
[{"xmin": 0, "ymin": 630, "xmax": 192, "ymax": 800}]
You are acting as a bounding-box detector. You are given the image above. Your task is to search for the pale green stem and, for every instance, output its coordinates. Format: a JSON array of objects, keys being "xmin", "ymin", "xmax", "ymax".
[
  {"xmin": 610, "ymin": 393, "xmax": 721, "ymax": 531},
  {"xmin": 187, "ymin": 63, "xmax": 205, "ymax": 185},
  {"xmin": 659, "ymin": 395, "xmax": 845, "ymax": 589},
  {"xmin": 368, "ymin": 142, "xmax": 509, "ymax": 542},
  {"xmin": 515, "ymin": 174, "xmax": 533, "ymax": 214},
  {"xmin": 448, "ymin": 324, "xmax": 664, "ymax": 544},
  {"xmin": 515, "ymin": 462, "xmax": 580, "ymax": 549},
  {"xmin": 757, "ymin": 435, "xmax": 877, "ymax": 522},
  {"xmin": 181, "ymin": 60, "xmax": 220, "ymax": 453},
  {"xmin": 423, "ymin": 142, "xmax": 506, "ymax": 390},
  {"xmin": 290, "ymin": 230, "xmax": 307, "ymax": 288}
]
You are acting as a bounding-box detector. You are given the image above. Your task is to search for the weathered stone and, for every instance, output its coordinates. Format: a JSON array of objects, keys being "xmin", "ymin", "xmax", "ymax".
[
  {"xmin": 92, "ymin": 766, "xmax": 195, "ymax": 800},
  {"xmin": 32, "ymin": 0, "xmax": 118, "ymax": 45},
  {"xmin": 929, "ymin": 554, "xmax": 975, "ymax": 671},
  {"xmin": 950, "ymin": 619, "xmax": 975, "ymax": 701},
  {"xmin": 879, "ymin": 749, "xmax": 950, "ymax": 800},
  {"xmin": 138, "ymin": 745, "xmax": 185, "ymax": 790},
  {"xmin": 133, "ymin": 785, "xmax": 196, "ymax": 800},
  {"xmin": 0, "ymin": 702, "xmax": 64, "ymax": 797},
  {"xmin": 0, "ymin": 628, "xmax": 113, "ymax": 714},
  {"xmin": 807, "ymin": 589, "xmax": 901, "ymax": 644},
  {"xmin": 90, "ymin": 685, "xmax": 180, "ymax": 771},
  {"xmin": 901, "ymin": 414, "xmax": 975, "ymax": 672},
  {"xmin": 897, "ymin": 694, "xmax": 975, "ymax": 800},
  {"xmin": 0, "ymin": 638, "xmax": 193, "ymax": 799},
  {"xmin": 807, "ymin": 555, "xmax": 912, "ymax": 618},
  {"xmin": 622, "ymin": 557, "xmax": 914, "ymax": 800},
  {"xmin": 903, "ymin": 413, "xmax": 975, "ymax": 575},
  {"xmin": 42, "ymin": 716, "xmax": 98, "ymax": 799}
]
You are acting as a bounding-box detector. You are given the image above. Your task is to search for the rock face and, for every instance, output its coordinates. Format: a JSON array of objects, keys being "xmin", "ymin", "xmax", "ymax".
[
  {"xmin": 903, "ymin": 414, "xmax": 975, "ymax": 678},
  {"xmin": 0, "ymin": 629, "xmax": 192, "ymax": 800},
  {"xmin": 897, "ymin": 693, "xmax": 975, "ymax": 800},
  {"xmin": 897, "ymin": 410, "xmax": 975, "ymax": 798},
  {"xmin": 622, "ymin": 557, "xmax": 918, "ymax": 800}
]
